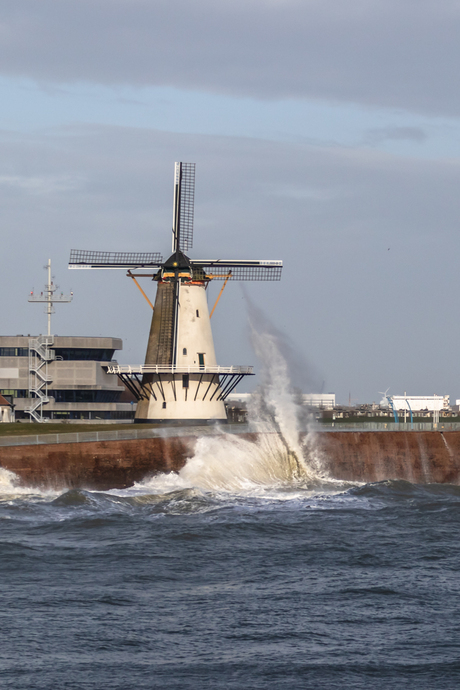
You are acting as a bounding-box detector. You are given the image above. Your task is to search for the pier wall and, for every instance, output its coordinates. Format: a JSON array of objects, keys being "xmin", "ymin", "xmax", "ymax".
[
  {"xmin": 0, "ymin": 430, "xmax": 460, "ymax": 490},
  {"xmin": 317, "ymin": 431, "xmax": 460, "ymax": 484}
]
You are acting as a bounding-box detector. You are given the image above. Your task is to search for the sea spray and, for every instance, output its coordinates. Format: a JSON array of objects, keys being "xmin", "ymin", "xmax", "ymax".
[
  {"xmin": 0, "ymin": 467, "xmax": 58, "ymax": 498},
  {"xmin": 134, "ymin": 304, "xmax": 326, "ymax": 494},
  {"xmin": 246, "ymin": 296, "xmax": 325, "ymax": 481},
  {"xmin": 0, "ymin": 467, "xmax": 22, "ymax": 493}
]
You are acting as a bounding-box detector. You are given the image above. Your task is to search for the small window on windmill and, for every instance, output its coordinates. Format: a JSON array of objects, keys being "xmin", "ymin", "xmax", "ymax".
[
  {"xmin": 198, "ymin": 353, "xmax": 205, "ymax": 369},
  {"xmin": 183, "ymin": 348, "xmax": 187, "ymax": 356},
  {"xmin": 196, "ymin": 309, "xmax": 200, "ymax": 317},
  {"xmin": 162, "ymin": 402, "xmax": 166, "ymax": 409},
  {"xmin": 182, "ymin": 374, "xmax": 189, "ymax": 389}
]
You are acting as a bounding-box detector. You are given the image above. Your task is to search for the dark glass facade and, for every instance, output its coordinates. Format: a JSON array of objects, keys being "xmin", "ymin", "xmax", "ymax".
[
  {"xmin": 48, "ymin": 390, "xmax": 121, "ymax": 403},
  {"xmin": 1, "ymin": 389, "xmax": 121, "ymax": 402},
  {"xmin": 0, "ymin": 347, "xmax": 115, "ymax": 361},
  {"xmin": 53, "ymin": 349, "xmax": 115, "ymax": 361},
  {"xmin": 0, "ymin": 389, "xmax": 28, "ymax": 398},
  {"xmin": 0, "ymin": 348, "xmax": 28, "ymax": 357},
  {"xmin": 15, "ymin": 410, "xmax": 134, "ymax": 420}
]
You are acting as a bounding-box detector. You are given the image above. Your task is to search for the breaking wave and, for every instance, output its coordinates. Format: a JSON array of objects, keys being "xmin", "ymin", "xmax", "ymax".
[{"xmin": 131, "ymin": 312, "xmax": 327, "ymax": 495}]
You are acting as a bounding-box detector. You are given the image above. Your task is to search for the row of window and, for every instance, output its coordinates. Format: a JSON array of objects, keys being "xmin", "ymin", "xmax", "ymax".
[
  {"xmin": 1, "ymin": 389, "xmax": 28, "ymax": 398},
  {"xmin": 15, "ymin": 410, "xmax": 135, "ymax": 420},
  {"xmin": 0, "ymin": 348, "xmax": 115, "ymax": 361},
  {"xmin": 53, "ymin": 349, "xmax": 115, "ymax": 361},
  {"xmin": 1, "ymin": 389, "xmax": 121, "ymax": 403},
  {"xmin": 48, "ymin": 390, "xmax": 122, "ymax": 403},
  {"xmin": 0, "ymin": 348, "xmax": 29, "ymax": 357}
]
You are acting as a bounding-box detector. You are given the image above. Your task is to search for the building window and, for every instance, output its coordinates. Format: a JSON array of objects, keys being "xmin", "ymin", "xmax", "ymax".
[
  {"xmin": 183, "ymin": 348, "xmax": 187, "ymax": 356},
  {"xmin": 53, "ymin": 348, "xmax": 115, "ymax": 361},
  {"xmin": 196, "ymin": 309, "xmax": 200, "ymax": 317},
  {"xmin": 162, "ymin": 402, "xmax": 167, "ymax": 409},
  {"xmin": 182, "ymin": 374, "xmax": 189, "ymax": 389},
  {"xmin": 0, "ymin": 348, "xmax": 28, "ymax": 357},
  {"xmin": 0, "ymin": 389, "xmax": 28, "ymax": 398},
  {"xmin": 198, "ymin": 353, "xmax": 205, "ymax": 369},
  {"xmin": 47, "ymin": 390, "xmax": 122, "ymax": 403}
]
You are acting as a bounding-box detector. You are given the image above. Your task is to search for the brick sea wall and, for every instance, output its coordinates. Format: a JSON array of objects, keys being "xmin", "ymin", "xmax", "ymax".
[
  {"xmin": 0, "ymin": 430, "xmax": 459, "ymax": 490},
  {"xmin": 316, "ymin": 431, "xmax": 460, "ymax": 484}
]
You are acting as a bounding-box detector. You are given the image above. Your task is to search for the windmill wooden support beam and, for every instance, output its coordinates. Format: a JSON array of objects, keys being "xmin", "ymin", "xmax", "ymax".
[
  {"xmin": 210, "ymin": 271, "xmax": 232, "ymax": 318},
  {"xmin": 127, "ymin": 271, "xmax": 154, "ymax": 310},
  {"xmin": 69, "ymin": 162, "xmax": 282, "ymax": 424}
]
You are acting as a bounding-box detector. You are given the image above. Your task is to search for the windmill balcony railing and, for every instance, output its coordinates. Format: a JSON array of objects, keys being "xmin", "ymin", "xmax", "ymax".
[{"xmin": 104, "ymin": 365, "xmax": 254, "ymax": 376}]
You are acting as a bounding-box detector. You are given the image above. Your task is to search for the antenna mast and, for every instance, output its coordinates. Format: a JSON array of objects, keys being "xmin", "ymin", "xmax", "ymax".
[{"xmin": 29, "ymin": 259, "xmax": 73, "ymax": 336}]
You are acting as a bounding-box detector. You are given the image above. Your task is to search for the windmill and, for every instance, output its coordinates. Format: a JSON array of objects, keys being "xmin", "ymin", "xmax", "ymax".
[
  {"xmin": 69, "ymin": 162, "xmax": 283, "ymax": 424},
  {"xmin": 379, "ymin": 388, "xmax": 399, "ymax": 423},
  {"xmin": 378, "ymin": 388, "xmax": 390, "ymax": 407}
]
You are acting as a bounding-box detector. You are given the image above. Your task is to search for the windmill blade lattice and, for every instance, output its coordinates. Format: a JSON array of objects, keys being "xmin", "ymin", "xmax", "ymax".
[
  {"xmin": 173, "ymin": 162, "xmax": 195, "ymax": 253},
  {"xmin": 190, "ymin": 260, "xmax": 282, "ymax": 281},
  {"xmin": 69, "ymin": 250, "xmax": 163, "ymax": 269}
]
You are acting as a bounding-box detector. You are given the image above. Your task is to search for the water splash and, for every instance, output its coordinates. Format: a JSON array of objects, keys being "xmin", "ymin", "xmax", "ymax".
[
  {"xmin": 0, "ymin": 467, "xmax": 22, "ymax": 492},
  {"xmin": 0, "ymin": 467, "xmax": 60, "ymax": 499},
  {"xmin": 134, "ymin": 308, "xmax": 326, "ymax": 495}
]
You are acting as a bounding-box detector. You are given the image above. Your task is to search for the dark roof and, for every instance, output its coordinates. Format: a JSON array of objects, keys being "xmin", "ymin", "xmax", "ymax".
[{"xmin": 0, "ymin": 395, "xmax": 12, "ymax": 407}]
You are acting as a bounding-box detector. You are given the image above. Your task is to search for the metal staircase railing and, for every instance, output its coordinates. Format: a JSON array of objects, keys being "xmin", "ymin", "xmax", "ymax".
[{"xmin": 25, "ymin": 336, "xmax": 55, "ymax": 423}]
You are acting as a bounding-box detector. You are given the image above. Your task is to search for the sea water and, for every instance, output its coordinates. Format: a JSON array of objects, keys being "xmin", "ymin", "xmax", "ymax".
[
  {"xmin": 1, "ymin": 464, "xmax": 460, "ymax": 689},
  {"xmin": 1, "ymin": 333, "xmax": 460, "ymax": 688}
]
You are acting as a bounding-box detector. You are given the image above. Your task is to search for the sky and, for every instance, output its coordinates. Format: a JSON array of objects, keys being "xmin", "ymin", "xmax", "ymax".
[{"xmin": 2, "ymin": 0, "xmax": 460, "ymax": 405}]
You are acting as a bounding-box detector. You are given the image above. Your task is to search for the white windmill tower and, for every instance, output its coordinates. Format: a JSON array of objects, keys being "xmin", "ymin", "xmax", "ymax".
[{"xmin": 69, "ymin": 162, "xmax": 282, "ymax": 424}]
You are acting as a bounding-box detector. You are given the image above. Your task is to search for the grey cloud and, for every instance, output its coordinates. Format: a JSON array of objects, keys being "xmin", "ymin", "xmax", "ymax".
[
  {"xmin": 1, "ymin": 1, "xmax": 460, "ymax": 115},
  {"xmin": 1, "ymin": 123, "xmax": 460, "ymax": 403},
  {"xmin": 364, "ymin": 126, "xmax": 428, "ymax": 145}
]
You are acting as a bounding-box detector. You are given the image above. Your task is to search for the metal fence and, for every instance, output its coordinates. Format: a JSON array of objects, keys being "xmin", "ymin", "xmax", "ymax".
[
  {"xmin": 317, "ymin": 422, "xmax": 460, "ymax": 432},
  {"xmin": 0, "ymin": 424, "xmax": 253, "ymax": 448},
  {"xmin": 1, "ymin": 420, "xmax": 459, "ymax": 448}
]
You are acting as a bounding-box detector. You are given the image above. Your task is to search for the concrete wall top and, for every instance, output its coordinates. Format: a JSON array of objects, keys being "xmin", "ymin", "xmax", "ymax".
[
  {"xmin": 0, "ymin": 336, "xmax": 123, "ymax": 349},
  {"xmin": 49, "ymin": 361, "xmax": 123, "ymax": 388},
  {"xmin": 0, "ymin": 360, "xmax": 123, "ymax": 390}
]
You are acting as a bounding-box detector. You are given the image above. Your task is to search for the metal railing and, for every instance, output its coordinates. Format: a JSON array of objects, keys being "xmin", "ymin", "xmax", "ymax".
[
  {"xmin": 318, "ymin": 421, "xmax": 460, "ymax": 432},
  {"xmin": 26, "ymin": 335, "xmax": 55, "ymax": 423},
  {"xmin": 0, "ymin": 423, "xmax": 253, "ymax": 447},
  {"xmin": 28, "ymin": 335, "xmax": 55, "ymax": 362},
  {"xmin": 105, "ymin": 364, "xmax": 254, "ymax": 375},
  {"xmin": 2, "ymin": 420, "xmax": 460, "ymax": 448}
]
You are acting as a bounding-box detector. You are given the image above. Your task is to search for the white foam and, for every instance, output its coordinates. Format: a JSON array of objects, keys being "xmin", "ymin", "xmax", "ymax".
[
  {"xmin": 0, "ymin": 466, "xmax": 60, "ymax": 498},
  {"xmin": 0, "ymin": 467, "xmax": 21, "ymax": 492},
  {"xmin": 127, "ymin": 319, "xmax": 328, "ymax": 498}
]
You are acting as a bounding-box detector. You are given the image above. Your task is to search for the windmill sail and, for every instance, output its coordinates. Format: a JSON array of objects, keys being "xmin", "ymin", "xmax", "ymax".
[
  {"xmin": 172, "ymin": 162, "xmax": 195, "ymax": 254},
  {"xmin": 190, "ymin": 259, "xmax": 283, "ymax": 281},
  {"xmin": 69, "ymin": 250, "xmax": 163, "ymax": 269}
]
